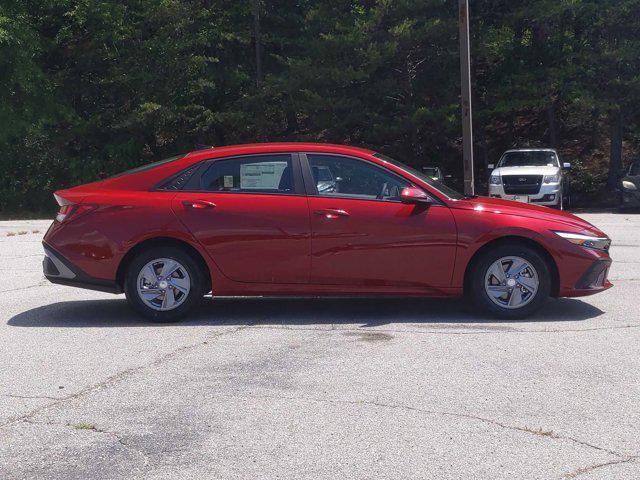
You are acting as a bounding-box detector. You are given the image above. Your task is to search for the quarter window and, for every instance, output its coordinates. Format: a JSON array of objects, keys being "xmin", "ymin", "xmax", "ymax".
[
  {"xmin": 200, "ymin": 155, "xmax": 294, "ymax": 193},
  {"xmin": 308, "ymin": 154, "xmax": 409, "ymax": 201}
]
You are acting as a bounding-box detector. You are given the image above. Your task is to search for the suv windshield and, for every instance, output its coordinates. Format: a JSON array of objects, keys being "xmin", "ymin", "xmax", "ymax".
[
  {"xmin": 497, "ymin": 151, "xmax": 558, "ymax": 168},
  {"xmin": 373, "ymin": 153, "xmax": 463, "ymax": 200}
]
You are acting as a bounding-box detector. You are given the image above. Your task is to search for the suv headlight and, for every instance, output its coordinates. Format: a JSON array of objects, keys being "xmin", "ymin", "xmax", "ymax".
[
  {"xmin": 489, "ymin": 175, "xmax": 501, "ymax": 185},
  {"xmin": 622, "ymin": 180, "xmax": 637, "ymax": 190},
  {"xmin": 552, "ymin": 231, "xmax": 611, "ymax": 252},
  {"xmin": 543, "ymin": 174, "xmax": 560, "ymax": 184}
]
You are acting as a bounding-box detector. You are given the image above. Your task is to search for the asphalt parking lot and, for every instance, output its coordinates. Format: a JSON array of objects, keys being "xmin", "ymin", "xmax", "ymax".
[{"xmin": 1, "ymin": 213, "xmax": 639, "ymax": 479}]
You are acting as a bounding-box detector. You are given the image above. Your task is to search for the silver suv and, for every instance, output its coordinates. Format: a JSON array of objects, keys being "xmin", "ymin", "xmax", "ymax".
[{"xmin": 488, "ymin": 149, "xmax": 570, "ymax": 209}]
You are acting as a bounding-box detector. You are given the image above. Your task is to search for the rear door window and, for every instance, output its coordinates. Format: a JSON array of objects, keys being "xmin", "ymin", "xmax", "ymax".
[{"xmin": 199, "ymin": 154, "xmax": 295, "ymax": 194}]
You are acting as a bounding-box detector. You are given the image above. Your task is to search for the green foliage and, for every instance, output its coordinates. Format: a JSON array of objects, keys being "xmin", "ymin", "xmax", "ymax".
[{"xmin": 1, "ymin": 0, "xmax": 639, "ymax": 213}]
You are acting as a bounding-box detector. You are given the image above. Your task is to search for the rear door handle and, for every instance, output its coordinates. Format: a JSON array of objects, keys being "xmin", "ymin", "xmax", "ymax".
[
  {"xmin": 314, "ymin": 208, "xmax": 350, "ymax": 219},
  {"xmin": 182, "ymin": 199, "xmax": 216, "ymax": 209}
]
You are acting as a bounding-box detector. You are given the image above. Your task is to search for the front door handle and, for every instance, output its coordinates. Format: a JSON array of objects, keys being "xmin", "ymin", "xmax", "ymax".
[
  {"xmin": 314, "ymin": 208, "xmax": 350, "ymax": 219},
  {"xmin": 183, "ymin": 199, "xmax": 217, "ymax": 209}
]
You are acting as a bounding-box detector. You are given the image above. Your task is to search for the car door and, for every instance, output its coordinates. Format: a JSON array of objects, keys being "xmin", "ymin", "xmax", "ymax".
[
  {"xmin": 303, "ymin": 153, "xmax": 457, "ymax": 289},
  {"xmin": 172, "ymin": 153, "xmax": 310, "ymax": 284}
]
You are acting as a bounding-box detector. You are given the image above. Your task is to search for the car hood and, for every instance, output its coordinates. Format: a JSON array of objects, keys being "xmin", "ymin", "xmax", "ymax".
[
  {"xmin": 492, "ymin": 165, "xmax": 559, "ymax": 176},
  {"xmin": 453, "ymin": 196, "xmax": 606, "ymax": 236}
]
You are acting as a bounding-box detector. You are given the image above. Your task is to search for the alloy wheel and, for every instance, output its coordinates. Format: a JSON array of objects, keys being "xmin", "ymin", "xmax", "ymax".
[
  {"xmin": 484, "ymin": 256, "xmax": 539, "ymax": 309},
  {"xmin": 136, "ymin": 258, "xmax": 191, "ymax": 311}
]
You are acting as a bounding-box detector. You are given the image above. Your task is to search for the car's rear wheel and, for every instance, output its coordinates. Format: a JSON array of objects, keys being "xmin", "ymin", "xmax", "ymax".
[
  {"xmin": 124, "ymin": 246, "xmax": 206, "ymax": 321},
  {"xmin": 469, "ymin": 243, "xmax": 551, "ymax": 319}
]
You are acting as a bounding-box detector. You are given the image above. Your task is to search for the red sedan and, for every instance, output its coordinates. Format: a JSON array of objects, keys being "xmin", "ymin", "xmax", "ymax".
[{"xmin": 43, "ymin": 143, "xmax": 612, "ymax": 321}]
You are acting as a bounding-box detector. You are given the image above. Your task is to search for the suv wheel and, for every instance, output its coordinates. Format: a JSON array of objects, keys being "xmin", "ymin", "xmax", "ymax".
[
  {"xmin": 469, "ymin": 243, "xmax": 551, "ymax": 319},
  {"xmin": 124, "ymin": 246, "xmax": 205, "ymax": 321}
]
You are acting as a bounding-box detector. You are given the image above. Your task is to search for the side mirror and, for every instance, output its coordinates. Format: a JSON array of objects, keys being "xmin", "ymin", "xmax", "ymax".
[
  {"xmin": 487, "ymin": 164, "xmax": 495, "ymax": 170},
  {"xmin": 400, "ymin": 187, "xmax": 432, "ymax": 205},
  {"xmin": 563, "ymin": 162, "xmax": 571, "ymax": 170}
]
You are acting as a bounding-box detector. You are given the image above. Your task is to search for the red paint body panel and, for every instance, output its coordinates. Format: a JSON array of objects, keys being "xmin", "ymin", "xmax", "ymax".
[
  {"xmin": 308, "ymin": 197, "xmax": 457, "ymax": 288},
  {"xmin": 43, "ymin": 142, "xmax": 612, "ymax": 299},
  {"xmin": 172, "ymin": 192, "xmax": 311, "ymax": 284}
]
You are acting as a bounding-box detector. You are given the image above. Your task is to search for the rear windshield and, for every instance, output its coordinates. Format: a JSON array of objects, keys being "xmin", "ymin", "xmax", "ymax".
[{"xmin": 108, "ymin": 154, "xmax": 186, "ymax": 179}]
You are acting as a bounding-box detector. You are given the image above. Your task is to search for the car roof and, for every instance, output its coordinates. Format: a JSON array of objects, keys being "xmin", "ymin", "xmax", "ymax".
[
  {"xmin": 502, "ymin": 148, "xmax": 557, "ymax": 153},
  {"xmin": 183, "ymin": 142, "xmax": 376, "ymax": 162}
]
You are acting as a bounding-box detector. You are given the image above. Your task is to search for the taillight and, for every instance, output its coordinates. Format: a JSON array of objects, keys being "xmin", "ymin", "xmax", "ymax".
[{"xmin": 56, "ymin": 204, "xmax": 96, "ymax": 223}]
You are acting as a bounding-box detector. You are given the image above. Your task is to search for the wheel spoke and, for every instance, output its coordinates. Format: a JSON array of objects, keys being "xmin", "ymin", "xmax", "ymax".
[
  {"xmin": 141, "ymin": 264, "xmax": 157, "ymax": 284},
  {"xmin": 170, "ymin": 276, "xmax": 189, "ymax": 294},
  {"xmin": 507, "ymin": 258, "xmax": 528, "ymax": 276},
  {"xmin": 140, "ymin": 288, "xmax": 162, "ymax": 299},
  {"xmin": 486, "ymin": 285, "xmax": 508, "ymax": 298},
  {"xmin": 517, "ymin": 275, "xmax": 537, "ymax": 293},
  {"xmin": 488, "ymin": 261, "xmax": 507, "ymax": 284},
  {"xmin": 160, "ymin": 259, "xmax": 179, "ymax": 279},
  {"xmin": 162, "ymin": 288, "xmax": 176, "ymax": 309},
  {"xmin": 508, "ymin": 287, "xmax": 523, "ymax": 307}
]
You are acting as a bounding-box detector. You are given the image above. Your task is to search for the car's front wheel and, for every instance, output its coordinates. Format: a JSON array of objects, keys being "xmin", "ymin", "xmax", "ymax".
[
  {"xmin": 124, "ymin": 246, "xmax": 206, "ymax": 321},
  {"xmin": 469, "ymin": 243, "xmax": 551, "ymax": 319}
]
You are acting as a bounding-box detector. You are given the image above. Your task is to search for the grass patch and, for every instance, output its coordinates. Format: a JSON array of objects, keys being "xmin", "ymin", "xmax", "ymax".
[
  {"xmin": 70, "ymin": 422, "xmax": 99, "ymax": 431},
  {"xmin": 526, "ymin": 426, "xmax": 558, "ymax": 438}
]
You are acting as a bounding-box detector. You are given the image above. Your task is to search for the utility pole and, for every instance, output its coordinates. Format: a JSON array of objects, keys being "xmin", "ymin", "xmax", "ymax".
[
  {"xmin": 253, "ymin": 0, "xmax": 263, "ymax": 87},
  {"xmin": 459, "ymin": 0, "xmax": 474, "ymax": 195}
]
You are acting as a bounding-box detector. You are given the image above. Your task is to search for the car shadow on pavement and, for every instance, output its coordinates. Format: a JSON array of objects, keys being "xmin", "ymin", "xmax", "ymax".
[{"xmin": 8, "ymin": 296, "xmax": 604, "ymax": 328}]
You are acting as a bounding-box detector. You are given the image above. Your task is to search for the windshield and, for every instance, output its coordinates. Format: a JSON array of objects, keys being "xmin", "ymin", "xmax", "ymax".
[
  {"xmin": 497, "ymin": 151, "xmax": 558, "ymax": 168},
  {"xmin": 630, "ymin": 162, "xmax": 640, "ymax": 176},
  {"xmin": 373, "ymin": 153, "xmax": 464, "ymax": 200}
]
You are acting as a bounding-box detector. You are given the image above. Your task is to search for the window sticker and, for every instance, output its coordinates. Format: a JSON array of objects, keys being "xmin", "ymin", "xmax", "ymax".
[
  {"xmin": 223, "ymin": 175, "xmax": 234, "ymax": 188},
  {"xmin": 240, "ymin": 162, "xmax": 288, "ymax": 189}
]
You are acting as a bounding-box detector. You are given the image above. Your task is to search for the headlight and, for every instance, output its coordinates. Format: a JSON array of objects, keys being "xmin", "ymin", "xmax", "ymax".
[
  {"xmin": 543, "ymin": 174, "xmax": 560, "ymax": 184},
  {"xmin": 552, "ymin": 231, "xmax": 611, "ymax": 252},
  {"xmin": 489, "ymin": 175, "xmax": 501, "ymax": 185},
  {"xmin": 622, "ymin": 180, "xmax": 637, "ymax": 190}
]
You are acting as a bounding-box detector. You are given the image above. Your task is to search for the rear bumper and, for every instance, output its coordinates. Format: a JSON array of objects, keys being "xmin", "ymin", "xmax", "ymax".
[{"xmin": 43, "ymin": 243, "xmax": 120, "ymax": 294}]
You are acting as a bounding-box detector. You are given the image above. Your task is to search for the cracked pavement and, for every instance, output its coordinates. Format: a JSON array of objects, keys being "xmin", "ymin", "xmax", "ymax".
[{"xmin": 1, "ymin": 213, "xmax": 639, "ymax": 479}]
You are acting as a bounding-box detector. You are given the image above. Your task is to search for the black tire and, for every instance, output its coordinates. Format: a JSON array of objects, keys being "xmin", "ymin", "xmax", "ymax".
[
  {"xmin": 468, "ymin": 243, "xmax": 551, "ymax": 319},
  {"xmin": 124, "ymin": 246, "xmax": 206, "ymax": 322}
]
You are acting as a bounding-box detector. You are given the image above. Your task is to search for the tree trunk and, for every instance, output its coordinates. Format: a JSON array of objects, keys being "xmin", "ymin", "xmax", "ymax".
[
  {"xmin": 546, "ymin": 100, "xmax": 558, "ymax": 148},
  {"xmin": 252, "ymin": 0, "xmax": 263, "ymax": 87},
  {"xmin": 284, "ymin": 96, "xmax": 299, "ymax": 137},
  {"xmin": 607, "ymin": 109, "xmax": 623, "ymax": 189},
  {"xmin": 588, "ymin": 108, "xmax": 599, "ymax": 151}
]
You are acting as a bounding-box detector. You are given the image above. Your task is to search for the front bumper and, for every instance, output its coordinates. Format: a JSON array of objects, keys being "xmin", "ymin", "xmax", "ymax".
[
  {"xmin": 489, "ymin": 183, "xmax": 561, "ymax": 206},
  {"xmin": 43, "ymin": 243, "xmax": 120, "ymax": 293},
  {"xmin": 560, "ymin": 257, "xmax": 613, "ymax": 297}
]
